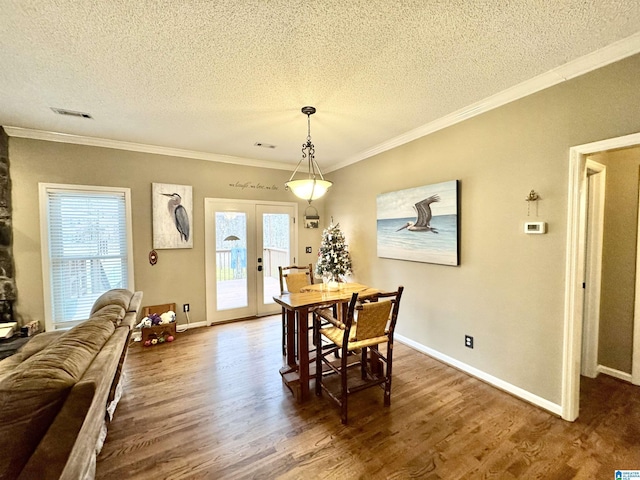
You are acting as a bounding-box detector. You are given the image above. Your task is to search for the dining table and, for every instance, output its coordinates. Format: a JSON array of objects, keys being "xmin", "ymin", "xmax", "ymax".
[{"xmin": 273, "ymin": 282, "xmax": 380, "ymax": 402}]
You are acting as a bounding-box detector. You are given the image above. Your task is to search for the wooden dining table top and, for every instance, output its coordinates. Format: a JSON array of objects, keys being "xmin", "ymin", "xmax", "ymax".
[{"xmin": 272, "ymin": 282, "xmax": 380, "ymax": 309}]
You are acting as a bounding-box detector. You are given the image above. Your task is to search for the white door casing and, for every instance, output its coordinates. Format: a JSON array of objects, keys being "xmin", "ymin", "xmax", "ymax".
[
  {"xmin": 204, "ymin": 198, "xmax": 298, "ymax": 324},
  {"xmin": 563, "ymin": 131, "xmax": 640, "ymax": 421},
  {"xmin": 580, "ymin": 161, "xmax": 606, "ymax": 379}
]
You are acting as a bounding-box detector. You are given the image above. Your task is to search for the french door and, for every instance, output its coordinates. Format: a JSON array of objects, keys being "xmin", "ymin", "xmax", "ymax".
[{"xmin": 205, "ymin": 199, "xmax": 297, "ymax": 323}]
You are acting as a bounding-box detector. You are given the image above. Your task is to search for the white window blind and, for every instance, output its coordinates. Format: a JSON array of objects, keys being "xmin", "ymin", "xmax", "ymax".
[{"xmin": 45, "ymin": 187, "xmax": 131, "ymax": 326}]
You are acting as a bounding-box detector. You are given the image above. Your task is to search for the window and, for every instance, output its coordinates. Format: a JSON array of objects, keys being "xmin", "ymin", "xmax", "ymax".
[{"xmin": 39, "ymin": 184, "xmax": 134, "ymax": 330}]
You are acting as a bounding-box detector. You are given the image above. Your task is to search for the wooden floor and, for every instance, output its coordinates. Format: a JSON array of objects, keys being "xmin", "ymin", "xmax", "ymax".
[{"xmin": 96, "ymin": 316, "xmax": 640, "ymax": 479}]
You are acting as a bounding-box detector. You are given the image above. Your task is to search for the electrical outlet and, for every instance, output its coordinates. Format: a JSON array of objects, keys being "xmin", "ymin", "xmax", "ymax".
[
  {"xmin": 306, "ymin": 246, "xmax": 312, "ymax": 254},
  {"xmin": 183, "ymin": 304, "xmax": 190, "ymax": 312},
  {"xmin": 465, "ymin": 335, "xmax": 474, "ymax": 349}
]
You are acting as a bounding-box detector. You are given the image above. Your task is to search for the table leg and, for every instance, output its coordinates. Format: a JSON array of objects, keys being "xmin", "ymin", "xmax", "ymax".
[
  {"xmin": 286, "ymin": 308, "xmax": 296, "ymax": 369},
  {"xmin": 297, "ymin": 306, "xmax": 310, "ymax": 401}
]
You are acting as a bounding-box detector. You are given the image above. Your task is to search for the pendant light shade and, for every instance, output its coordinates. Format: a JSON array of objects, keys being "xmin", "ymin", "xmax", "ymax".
[
  {"xmin": 285, "ymin": 178, "xmax": 332, "ymax": 201},
  {"xmin": 285, "ymin": 106, "xmax": 332, "ymax": 203}
]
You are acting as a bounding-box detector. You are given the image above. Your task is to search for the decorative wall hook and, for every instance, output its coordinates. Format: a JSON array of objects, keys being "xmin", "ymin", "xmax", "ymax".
[{"xmin": 525, "ymin": 190, "xmax": 540, "ymax": 216}]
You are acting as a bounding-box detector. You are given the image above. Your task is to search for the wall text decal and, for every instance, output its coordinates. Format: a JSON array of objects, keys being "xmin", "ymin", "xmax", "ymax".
[{"xmin": 229, "ymin": 181, "xmax": 279, "ymax": 191}]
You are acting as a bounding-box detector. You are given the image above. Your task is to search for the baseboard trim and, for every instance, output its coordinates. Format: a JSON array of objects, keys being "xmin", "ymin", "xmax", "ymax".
[
  {"xmin": 176, "ymin": 320, "xmax": 208, "ymax": 332},
  {"xmin": 597, "ymin": 365, "xmax": 633, "ymax": 383},
  {"xmin": 395, "ymin": 334, "xmax": 563, "ymax": 417}
]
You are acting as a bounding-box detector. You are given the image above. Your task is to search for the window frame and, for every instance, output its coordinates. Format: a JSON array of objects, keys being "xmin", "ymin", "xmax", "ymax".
[{"xmin": 39, "ymin": 183, "xmax": 135, "ymax": 331}]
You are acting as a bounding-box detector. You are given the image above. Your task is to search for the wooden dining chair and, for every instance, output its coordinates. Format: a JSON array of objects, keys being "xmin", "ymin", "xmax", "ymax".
[
  {"xmin": 314, "ymin": 286, "xmax": 404, "ymax": 424},
  {"xmin": 278, "ymin": 264, "xmax": 314, "ymax": 356}
]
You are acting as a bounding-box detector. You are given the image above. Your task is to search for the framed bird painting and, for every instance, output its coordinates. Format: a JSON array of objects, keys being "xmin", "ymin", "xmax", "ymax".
[
  {"xmin": 376, "ymin": 180, "xmax": 459, "ymax": 266},
  {"xmin": 152, "ymin": 183, "xmax": 193, "ymax": 249}
]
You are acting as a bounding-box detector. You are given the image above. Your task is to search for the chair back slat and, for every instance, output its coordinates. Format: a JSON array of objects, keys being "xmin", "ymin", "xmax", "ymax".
[
  {"xmin": 278, "ymin": 264, "xmax": 314, "ymax": 294},
  {"xmin": 354, "ymin": 301, "xmax": 392, "ymax": 341},
  {"xmin": 285, "ymin": 272, "xmax": 310, "ymax": 293}
]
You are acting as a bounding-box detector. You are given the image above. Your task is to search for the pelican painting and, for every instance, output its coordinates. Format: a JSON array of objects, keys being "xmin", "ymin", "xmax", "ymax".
[
  {"xmin": 152, "ymin": 183, "xmax": 193, "ymax": 249},
  {"xmin": 396, "ymin": 194, "xmax": 440, "ymax": 233},
  {"xmin": 376, "ymin": 180, "xmax": 459, "ymax": 266}
]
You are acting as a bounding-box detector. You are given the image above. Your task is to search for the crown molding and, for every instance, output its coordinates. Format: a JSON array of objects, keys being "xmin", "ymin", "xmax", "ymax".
[
  {"xmin": 327, "ymin": 32, "xmax": 640, "ymax": 173},
  {"xmin": 2, "ymin": 126, "xmax": 295, "ymax": 171},
  {"xmin": 5, "ymin": 32, "xmax": 640, "ymax": 174}
]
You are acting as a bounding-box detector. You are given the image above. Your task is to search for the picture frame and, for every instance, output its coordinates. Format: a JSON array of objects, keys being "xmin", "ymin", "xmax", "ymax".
[
  {"xmin": 152, "ymin": 183, "xmax": 193, "ymax": 249},
  {"xmin": 305, "ymin": 218, "xmax": 319, "ymax": 229},
  {"xmin": 376, "ymin": 180, "xmax": 459, "ymax": 266}
]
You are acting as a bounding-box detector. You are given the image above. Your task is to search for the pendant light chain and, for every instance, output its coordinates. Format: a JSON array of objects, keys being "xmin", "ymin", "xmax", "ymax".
[
  {"xmin": 285, "ymin": 106, "xmax": 332, "ymax": 203},
  {"xmin": 305, "ymin": 112, "xmax": 316, "ymax": 179}
]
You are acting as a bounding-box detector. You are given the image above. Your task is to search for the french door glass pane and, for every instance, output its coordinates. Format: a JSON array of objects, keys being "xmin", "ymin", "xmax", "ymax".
[
  {"xmin": 262, "ymin": 213, "xmax": 290, "ymax": 304},
  {"xmin": 215, "ymin": 212, "xmax": 247, "ymax": 310}
]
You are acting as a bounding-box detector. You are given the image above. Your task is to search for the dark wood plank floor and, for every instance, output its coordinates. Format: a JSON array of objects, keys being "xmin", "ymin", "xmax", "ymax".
[{"xmin": 96, "ymin": 316, "xmax": 640, "ymax": 479}]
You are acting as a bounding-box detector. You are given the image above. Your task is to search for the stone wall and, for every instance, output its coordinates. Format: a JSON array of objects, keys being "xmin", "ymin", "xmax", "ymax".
[{"xmin": 0, "ymin": 127, "xmax": 16, "ymax": 305}]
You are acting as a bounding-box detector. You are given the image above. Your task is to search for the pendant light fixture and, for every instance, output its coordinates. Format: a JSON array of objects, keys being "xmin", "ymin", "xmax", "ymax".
[{"xmin": 285, "ymin": 106, "xmax": 332, "ymax": 203}]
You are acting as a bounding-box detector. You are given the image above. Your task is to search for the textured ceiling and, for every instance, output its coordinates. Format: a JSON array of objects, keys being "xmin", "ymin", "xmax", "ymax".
[{"xmin": 1, "ymin": 1, "xmax": 640, "ymax": 171}]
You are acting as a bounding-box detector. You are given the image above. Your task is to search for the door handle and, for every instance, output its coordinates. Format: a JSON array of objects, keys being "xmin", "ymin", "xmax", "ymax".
[{"xmin": 257, "ymin": 265, "xmax": 263, "ymax": 271}]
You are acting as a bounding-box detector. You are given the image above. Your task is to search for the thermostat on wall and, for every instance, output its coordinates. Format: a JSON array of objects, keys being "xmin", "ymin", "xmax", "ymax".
[{"xmin": 524, "ymin": 222, "xmax": 547, "ymax": 234}]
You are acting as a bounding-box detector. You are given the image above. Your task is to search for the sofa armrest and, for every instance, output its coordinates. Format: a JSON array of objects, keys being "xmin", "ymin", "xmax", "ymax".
[
  {"xmin": 120, "ymin": 291, "xmax": 143, "ymax": 330},
  {"xmin": 127, "ymin": 291, "xmax": 143, "ymax": 314},
  {"xmin": 107, "ymin": 327, "xmax": 132, "ymax": 408}
]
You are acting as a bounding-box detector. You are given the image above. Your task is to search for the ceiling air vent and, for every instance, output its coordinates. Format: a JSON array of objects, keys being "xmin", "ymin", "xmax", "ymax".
[
  {"xmin": 50, "ymin": 107, "xmax": 93, "ymax": 119},
  {"xmin": 254, "ymin": 142, "xmax": 276, "ymax": 149}
]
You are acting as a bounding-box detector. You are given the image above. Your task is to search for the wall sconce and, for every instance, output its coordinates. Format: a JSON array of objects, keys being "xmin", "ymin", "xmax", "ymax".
[{"xmin": 525, "ymin": 189, "xmax": 540, "ymax": 216}]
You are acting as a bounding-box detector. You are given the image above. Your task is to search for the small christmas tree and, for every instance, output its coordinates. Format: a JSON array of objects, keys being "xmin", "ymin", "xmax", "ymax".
[{"xmin": 316, "ymin": 222, "xmax": 352, "ymax": 281}]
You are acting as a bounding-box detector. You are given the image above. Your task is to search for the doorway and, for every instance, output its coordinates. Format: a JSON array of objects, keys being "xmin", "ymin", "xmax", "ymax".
[
  {"xmin": 563, "ymin": 131, "xmax": 640, "ymax": 421},
  {"xmin": 204, "ymin": 199, "xmax": 298, "ymax": 323}
]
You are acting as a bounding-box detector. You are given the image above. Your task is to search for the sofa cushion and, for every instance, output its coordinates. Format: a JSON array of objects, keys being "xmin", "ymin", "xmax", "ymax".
[
  {"xmin": 91, "ymin": 304, "xmax": 126, "ymax": 327},
  {"xmin": 0, "ymin": 355, "xmax": 22, "ymax": 383},
  {"xmin": 16, "ymin": 330, "xmax": 67, "ymax": 361},
  {"xmin": 0, "ymin": 318, "xmax": 115, "ymax": 480},
  {"xmin": 0, "ymin": 332, "xmax": 67, "ymax": 382},
  {"xmin": 90, "ymin": 289, "xmax": 133, "ymax": 315}
]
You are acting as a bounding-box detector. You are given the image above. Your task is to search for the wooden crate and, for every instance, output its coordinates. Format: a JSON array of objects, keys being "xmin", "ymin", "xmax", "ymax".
[
  {"xmin": 142, "ymin": 303, "xmax": 176, "ymax": 317},
  {"xmin": 141, "ymin": 323, "xmax": 177, "ymax": 346}
]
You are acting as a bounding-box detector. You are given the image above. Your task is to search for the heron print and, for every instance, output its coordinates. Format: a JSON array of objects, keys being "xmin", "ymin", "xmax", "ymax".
[
  {"xmin": 377, "ymin": 180, "xmax": 459, "ymax": 265},
  {"xmin": 152, "ymin": 183, "xmax": 193, "ymax": 249}
]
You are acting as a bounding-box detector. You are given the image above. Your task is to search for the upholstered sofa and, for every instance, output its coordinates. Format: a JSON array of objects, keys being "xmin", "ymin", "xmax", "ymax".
[{"xmin": 0, "ymin": 288, "xmax": 143, "ymax": 480}]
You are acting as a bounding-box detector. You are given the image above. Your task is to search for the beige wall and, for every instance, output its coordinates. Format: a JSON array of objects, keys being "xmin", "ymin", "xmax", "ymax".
[
  {"xmin": 8, "ymin": 52, "xmax": 640, "ymax": 408},
  {"xmin": 324, "ymin": 53, "xmax": 640, "ymax": 404},
  {"xmin": 9, "ymin": 139, "xmax": 324, "ymax": 327},
  {"xmin": 589, "ymin": 147, "xmax": 640, "ymax": 373}
]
